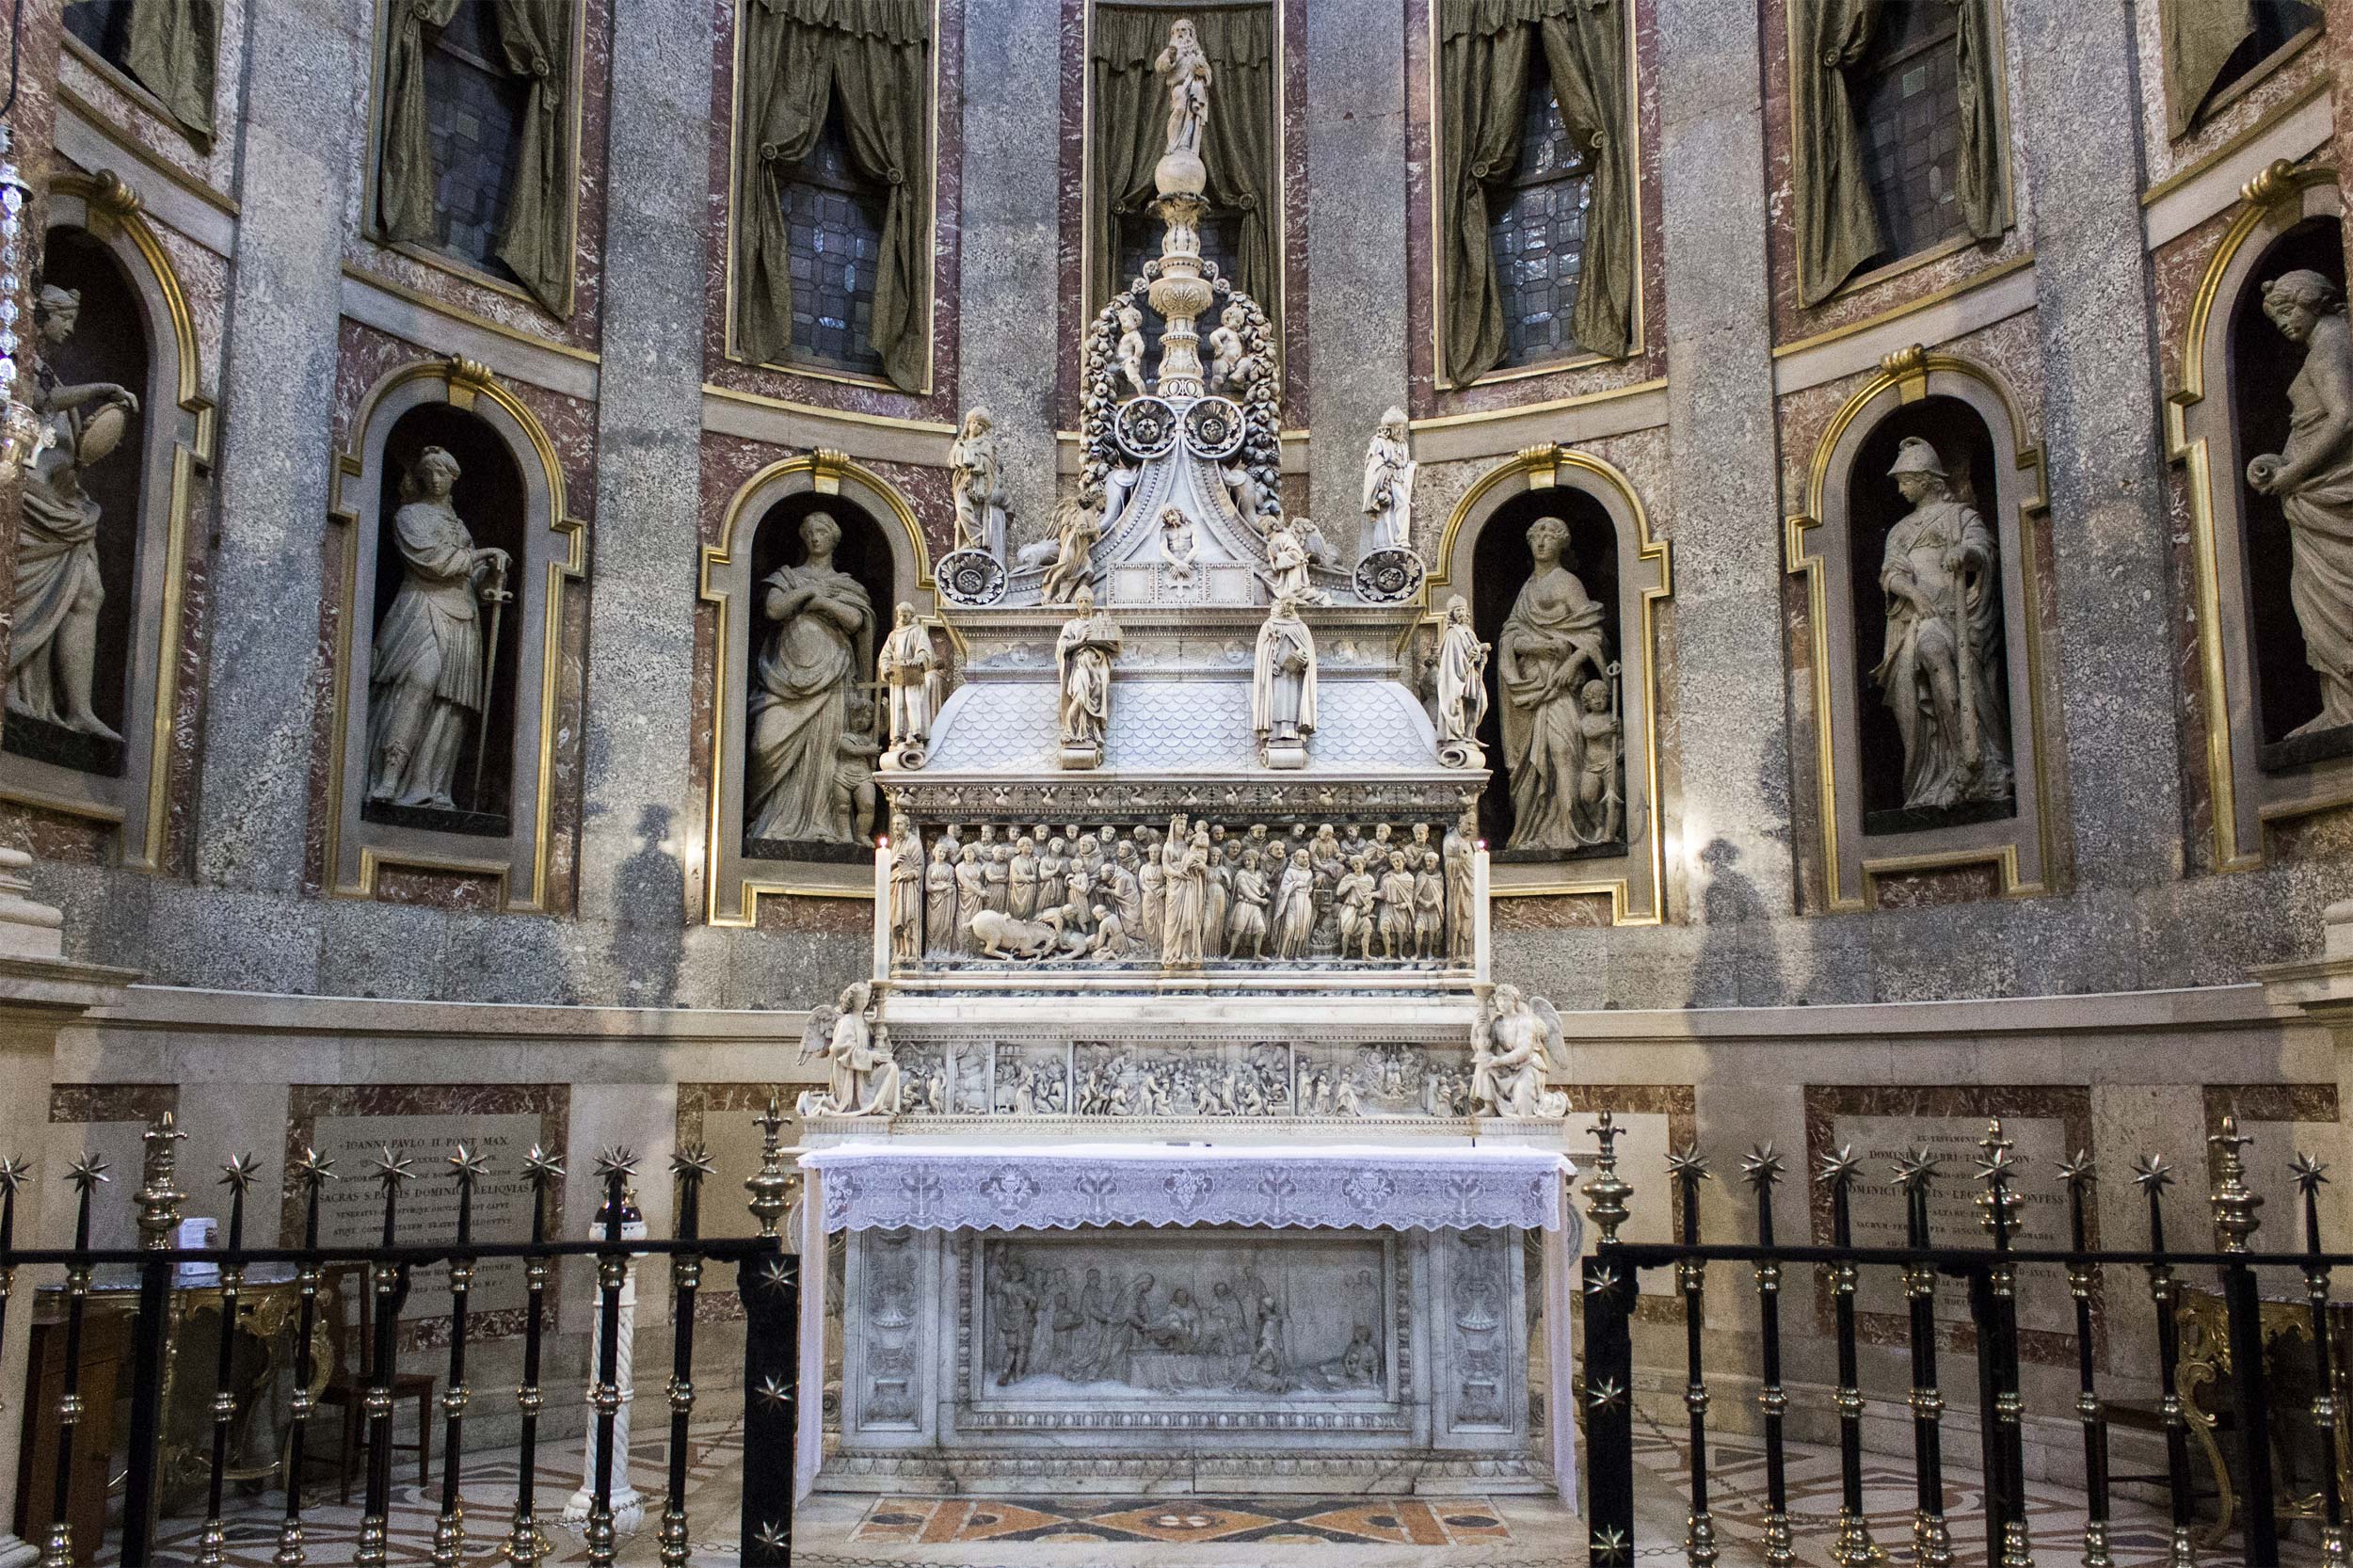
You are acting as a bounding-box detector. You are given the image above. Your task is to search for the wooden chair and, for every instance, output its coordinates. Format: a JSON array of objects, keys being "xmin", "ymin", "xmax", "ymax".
[{"xmin": 306, "ymin": 1263, "xmax": 435, "ymax": 1502}]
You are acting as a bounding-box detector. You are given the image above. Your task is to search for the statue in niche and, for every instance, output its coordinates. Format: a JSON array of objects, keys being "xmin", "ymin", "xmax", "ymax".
[
  {"xmin": 1115, "ymin": 303, "xmax": 1148, "ymax": 398},
  {"xmin": 1155, "ymin": 17, "xmax": 1211, "ymax": 164},
  {"xmin": 1262, "ymin": 516, "xmax": 1329, "ymax": 605},
  {"xmin": 889, "ymin": 831, "xmax": 924, "ymax": 962},
  {"xmin": 876, "ymin": 602, "xmax": 942, "ymax": 770},
  {"xmin": 1497, "ymin": 516, "xmax": 1615, "ymax": 850},
  {"xmin": 1162, "ymin": 815, "xmax": 1210, "ymax": 968},
  {"xmin": 9, "ymin": 284, "xmax": 137, "ymax": 742},
  {"xmin": 1040, "ymin": 492, "xmax": 1101, "ymax": 606},
  {"xmin": 1471, "ymin": 984, "xmax": 1569, "ymax": 1119},
  {"xmin": 365, "ymin": 447, "xmax": 510, "ymax": 811},
  {"xmin": 1433, "ymin": 595, "xmax": 1489, "ymax": 768},
  {"xmin": 950, "ymin": 408, "xmax": 1011, "ymax": 559},
  {"xmin": 1056, "ymin": 584, "xmax": 1121, "ymax": 763},
  {"xmin": 1874, "ymin": 436, "xmax": 2011, "ymax": 810},
  {"xmin": 798, "ymin": 980, "xmax": 902, "ymax": 1117},
  {"xmin": 746, "ymin": 510, "xmax": 875, "ymax": 843},
  {"xmin": 1442, "ymin": 810, "xmax": 1477, "ymax": 963},
  {"xmin": 1360, "ymin": 406, "xmax": 1417, "ymax": 557},
  {"xmin": 1251, "ymin": 595, "xmax": 1318, "ymax": 761},
  {"xmin": 2249, "ymin": 268, "xmax": 2353, "ymax": 737}
]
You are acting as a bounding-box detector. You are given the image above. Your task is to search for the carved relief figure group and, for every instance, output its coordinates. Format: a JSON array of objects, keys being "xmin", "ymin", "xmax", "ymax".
[{"xmin": 891, "ymin": 814, "xmax": 1480, "ymax": 970}]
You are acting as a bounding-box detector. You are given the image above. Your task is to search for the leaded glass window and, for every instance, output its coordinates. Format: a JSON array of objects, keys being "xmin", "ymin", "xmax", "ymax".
[
  {"xmin": 418, "ymin": 2, "xmax": 530, "ymax": 284},
  {"xmin": 1855, "ymin": 1, "xmax": 1967, "ymax": 266},
  {"xmin": 63, "ymin": 0, "xmax": 138, "ymax": 81},
  {"xmin": 1488, "ymin": 76, "xmax": 1591, "ymax": 369},
  {"xmin": 778, "ymin": 106, "xmax": 889, "ymax": 377}
]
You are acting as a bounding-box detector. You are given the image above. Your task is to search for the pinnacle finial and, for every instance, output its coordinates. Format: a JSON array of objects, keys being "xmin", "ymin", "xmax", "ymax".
[
  {"xmin": 218, "ymin": 1153, "xmax": 263, "ymax": 1197},
  {"xmin": 1739, "ymin": 1144, "xmax": 1784, "ymax": 1192}
]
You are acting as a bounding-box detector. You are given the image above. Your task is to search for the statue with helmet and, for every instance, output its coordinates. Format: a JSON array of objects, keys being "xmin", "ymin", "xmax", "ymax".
[{"xmin": 1873, "ymin": 434, "xmax": 2011, "ymax": 813}]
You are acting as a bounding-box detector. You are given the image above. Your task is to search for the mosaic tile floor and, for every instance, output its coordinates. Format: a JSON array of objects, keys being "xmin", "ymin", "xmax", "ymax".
[{"xmin": 75, "ymin": 1403, "xmax": 2326, "ymax": 1565}]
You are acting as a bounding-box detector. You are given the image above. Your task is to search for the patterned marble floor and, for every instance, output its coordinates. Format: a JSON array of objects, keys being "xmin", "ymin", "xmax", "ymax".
[{"xmin": 81, "ymin": 1405, "xmax": 2318, "ymax": 1566}]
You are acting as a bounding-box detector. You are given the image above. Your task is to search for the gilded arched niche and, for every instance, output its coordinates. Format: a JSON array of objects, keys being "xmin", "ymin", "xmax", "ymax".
[
  {"xmin": 326, "ymin": 358, "xmax": 582, "ymax": 911},
  {"xmin": 1431, "ymin": 445, "xmax": 1668, "ymax": 921},
  {"xmin": 702, "ymin": 451, "xmax": 934, "ymax": 920},
  {"xmin": 1786, "ymin": 348, "xmax": 2055, "ymax": 911},
  {"xmin": 0, "ymin": 173, "xmax": 213, "ymax": 872},
  {"xmin": 2168, "ymin": 163, "xmax": 2353, "ymax": 870}
]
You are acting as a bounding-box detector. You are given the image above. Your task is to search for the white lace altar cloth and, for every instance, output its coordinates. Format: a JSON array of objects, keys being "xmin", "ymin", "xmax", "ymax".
[
  {"xmin": 799, "ymin": 1141, "xmax": 1577, "ymax": 1235},
  {"xmin": 792, "ymin": 1140, "xmax": 1584, "ymax": 1505}
]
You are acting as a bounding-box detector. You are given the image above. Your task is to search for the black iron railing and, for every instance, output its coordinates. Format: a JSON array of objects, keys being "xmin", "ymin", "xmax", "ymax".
[
  {"xmin": 0, "ymin": 1099, "xmax": 806, "ymax": 1566},
  {"xmin": 1579, "ymin": 1111, "xmax": 2353, "ymax": 1568}
]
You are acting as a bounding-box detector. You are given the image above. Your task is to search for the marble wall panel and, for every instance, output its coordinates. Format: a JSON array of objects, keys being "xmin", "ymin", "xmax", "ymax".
[
  {"xmin": 2200, "ymin": 1081, "xmax": 2345, "ymax": 1250},
  {"xmin": 40, "ymin": 1082, "xmax": 178, "ymax": 1251}
]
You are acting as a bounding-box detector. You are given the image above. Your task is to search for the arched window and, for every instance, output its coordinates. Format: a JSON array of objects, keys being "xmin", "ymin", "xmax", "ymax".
[
  {"xmin": 1787, "ymin": 352, "xmax": 2053, "ymax": 908},
  {"xmin": 777, "ymin": 108, "xmax": 893, "ymax": 379},
  {"xmin": 1486, "ymin": 78, "xmax": 1592, "ymax": 371}
]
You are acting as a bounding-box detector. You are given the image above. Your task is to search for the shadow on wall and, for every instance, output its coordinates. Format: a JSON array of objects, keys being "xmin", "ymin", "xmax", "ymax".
[
  {"xmin": 1691, "ymin": 837, "xmax": 1780, "ymax": 1010},
  {"xmin": 613, "ymin": 802, "xmax": 685, "ymax": 1006}
]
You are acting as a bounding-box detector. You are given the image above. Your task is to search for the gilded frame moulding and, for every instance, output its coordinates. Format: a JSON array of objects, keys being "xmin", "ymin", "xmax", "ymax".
[
  {"xmin": 323, "ymin": 355, "xmax": 585, "ymax": 912},
  {"xmin": 1785, "ymin": 345, "xmax": 2057, "ymax": 912},
  {"xmin": 719, "ymin": 0, "xmax": 944, "ymax": 396},
  {"xmin": 0, "ymin": 172, "xmax": 216, "ymax": 872},
  {"xmin": 1429, "ymin": 442, "xmax": 1669, "ymax": 919},
  {"xmin": 2167, "ymin": 160, "xmax": 2347, "ymax": 871},
  {"xmin": 355, "ymin": 0, "xmax": 589, "ymax": 322},
  {"xmin": 700, "ymin": 449, "xmax": 936, "ymax": 920},
  {"xmin": 1417, "ymin": 0, "xmax": 1645, "ymax": 391}
]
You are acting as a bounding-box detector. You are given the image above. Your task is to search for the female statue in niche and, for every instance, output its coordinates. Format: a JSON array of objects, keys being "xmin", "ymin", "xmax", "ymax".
[
  {"xmin": 745, "ymin": 509, "xmax": 876, "ymax": 842},
  {"xmin": 1874, "ymin": 436, "xmax": 2011, "ymax": 809},
  {"xmin": 2249, "ymin": 268, "xmax": 2353, "ymax": 736},
  {"xmin": 9, "ymin": 284, "xmax": 139, "ymax": 741},
  {"xmin": 1497, "ymin": 516, "xmax": 1614, "ymax": 849},
  {"xmin": 366, "ymin": 446, "xmax": 509, "ymax": 811}
]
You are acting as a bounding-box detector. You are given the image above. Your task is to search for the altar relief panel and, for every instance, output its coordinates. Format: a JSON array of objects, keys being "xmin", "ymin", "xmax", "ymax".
[
  {"xmin": 325, "ymin": 358, "xmax": 582, "ymax": 911},
  {"xmin": 2169, "ymin": 169, "xmax": 2353, "ymax": 868},
  {"xmin": 1786, "ymin": 348, "xmax": 2055, "ymax": 910},
  {"xmin": 0, "ymin": 178, "xmax": 213, "ymax": 871}
]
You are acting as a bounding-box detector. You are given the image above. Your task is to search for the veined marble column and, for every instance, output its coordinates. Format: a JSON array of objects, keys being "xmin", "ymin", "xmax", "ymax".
[
  {"xmin": 191, "ymin": 0, "xmax": 368, "ymax": 915},
  {"xmin": 1654, "ymin": 0, "xmax": 1794, "ymax": 921},
  {"xmin": 956, "ymin": 0, "xmax": 1060, "ymax": 543},
  {"xmin": 573, "ymin": 0, "xmax": 713, "ymax": 1003},
  {"xmin": 1305, "ymin": 0, "xmax": 1406, "ymax": 553},
  {"xmin": 2011, "ymin": 0, "xmax": 2180, "ymax": 901}
]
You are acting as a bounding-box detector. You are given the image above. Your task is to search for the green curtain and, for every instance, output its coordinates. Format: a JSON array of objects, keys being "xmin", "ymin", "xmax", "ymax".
[
  {"xmin": 490, "ymin": 0, "xmax": 577, "ymax": 317},
  {"xmin": 733, "ymin": 0, "xmax": 933, "ymax": 392},
  {"xmin": 1790, "ymin": 0, "xmax": 1884, "ymax": 308},
  {"xmin": 1088, "ymin": 5, "xmax": 1277, "ymax": 340},
  {"xmin": 1436, "ymin": 0, "xmax": 1633, "ymax": 386},
  {"xmin": 2161, "ymin": 0, "xmax": 2256, "ymax": 136},
  {"xmin": 377, "ymin": 0, "xmax": 579, "ymax": 317},
  {"xmin": 1794, "ymin": 0, "xmax": 2009, "ymax": 307},
  {"xmin": 120, "ymin": 0, "xmax": 219, "ymax": 147}
]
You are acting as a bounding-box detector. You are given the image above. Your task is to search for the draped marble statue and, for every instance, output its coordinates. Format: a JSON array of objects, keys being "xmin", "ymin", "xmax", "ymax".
[
  {"xmin": 1161, "ymin": 814, "xmax": 1210, "ymax": 968},
  {"xmin": 1874, "ymin": 437, "xmax": 2012, "ymax": 810},
  {"xmin": 1155, "ymin": 17, "xmax": 1211, "ymax": 166},
  {"xmin": 1252, "ymin": 594, "xmax": 1318, "ymax": 764},
  {"xmin": 1360, "ymin": 406, "xmax": 1416, "ymax": 557},
  {"xmin": 1433, "ymin": 594, "xmax": 1488, "ymax": 768},
  {"xmin": 799, "ymin": 980, "xmax": 902, "ymax": 1118},
  {"xmin": 2249, "ymin": 269, "xmax": 2353, "ymax": 738},
  {"xmin": 367, "ymin": 447, "xmax": 509, "ymax": 810},
  {"xmin": 1041, "ymin": 492, "xmax": 1101, "ymax": 606},
  {"xmin": 951, "ymin": 408, "xmax": 1011, "ymax": 559},
  {"xmin": 1262, "ymin": 516, "xmax": 1326, "ymax": 605},
  {"xmin": 1472, "ymin": 984, "xmax": 1568, "ymax": 1119},
  {"xmin": 1497, "ymin": 517, "xmax": 1614, "ymax": 849},
  {"xmin": 1056, "ymin": 584, "xmax": 1121, "ymax": 766},
  {"xmin": 877, "ymin": 602, "xmax": 942, "ymax": 770},
  {"xmin": 746, "ymin": 510, "xmax": 877, "ymax": 842},
  {"xmin": 9, "ymin": 285, "xmax": 138, "ymax": 741}
]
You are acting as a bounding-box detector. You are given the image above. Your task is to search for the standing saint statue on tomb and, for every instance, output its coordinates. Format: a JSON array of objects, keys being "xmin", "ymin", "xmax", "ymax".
[
  {"xmin": 9, "ymin": 284, "xmax": 138, "ymax": 743},
  {"xmin": 1154, "ymin": 17, "xmax": 1211, "ymax": 162},
  {"xmin": 2249, "ymin": 268, "xmax": 2353, "ymax": 737},
  {"xmin": 1874, "ymin": 436, "xmax": 2011, "ymax": 811},
  {"xmin": 745, "ymin": 510, "xmax": 876, "ymax": 842},
  {"xmin": 1251, "ymin": 595, "xmax": 1318, "ymax": 760},
  {"xmin": 1433, "ymin": 594, "xmax": 1488, "ymax": 766},
  {"xmin": 876, "ymin": 601, "xmax": 942, "ymax": 769},
  {"xmin": 1360, "ymin": 406, "xmax": 1417, "ymax": 557},
  {"xmin": 366, "ymin": 446, "xmax": 510, "ymax": 811},
  {"xmin": 1055, "ymin": 584, "xmax": 1122, "ymax": 762},
  {"xmin": 950, "ymin": 407, "xmax": 1011, "ymax": 560}
]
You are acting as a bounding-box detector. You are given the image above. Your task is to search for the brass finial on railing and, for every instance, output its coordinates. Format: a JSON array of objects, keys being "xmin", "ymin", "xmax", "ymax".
[
  {"xmin": 136, "ymin": 1111, "xmax": 187, "ymax": 1251},
  {"xmin": 1974, "ymin": 1118, "xmax": 2022, "ymax": 1249},
  {"xmin": 2291, "ymin": 1152, "xmax": 2348, "ymax": 1568},
  {"xmin": 1585, "ymin": 1112, "xmax": 1633, "ymax": 1247},
  {"xmin": 2136, "ymin": 1153, "xmax": 2196, "ymax": 1568},
  {"xmin": 745, "ymin": 1095, "xmax": 795, "ymax": 1240},
  {"xmin": 280, "ymin": 1149, "xmax": 336, "ymax": 1568},
  {"xmin": 2208, "ymin": 1114, "xmax": 2264, "ymax": 1253}
]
